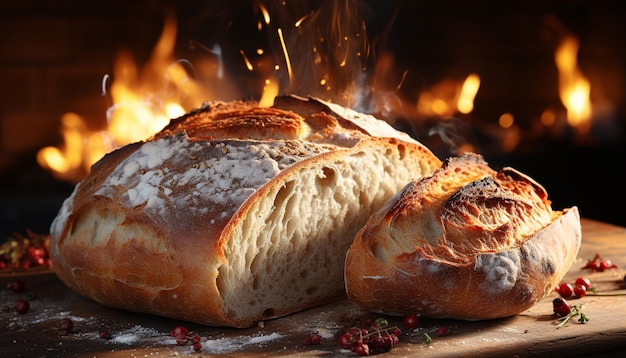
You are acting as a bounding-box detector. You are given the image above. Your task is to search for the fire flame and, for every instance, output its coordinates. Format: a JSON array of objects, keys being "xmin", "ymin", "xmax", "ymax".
[
  {"xmin": 555, "ymin": 35, "xmax": 592, "ymax": 132},
  {"xmin": 416, "ymin": 73, "xmax": 481, "ymax": 118},
  {"xmin": 39, "ymin": 5, "xmax": 487, "ymax": 183},
  {"xmin": 36, "ymin": 113, "xmax": 110, "ymax": 180},
  {"xmin": 38, "ymin": 16, "xmax": 213, "ymax": 182}
]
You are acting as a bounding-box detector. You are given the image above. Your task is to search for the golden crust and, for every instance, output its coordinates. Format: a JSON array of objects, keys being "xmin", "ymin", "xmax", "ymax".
[
  {"xmin": 50, "ymin": 95, "xmax": 442, "ymax": 327},
  {"xmin": 345, "ymin": 153, "xmax": 581, "ymax": 320}
]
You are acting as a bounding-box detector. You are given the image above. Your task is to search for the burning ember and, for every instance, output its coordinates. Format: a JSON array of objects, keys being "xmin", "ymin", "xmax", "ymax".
[{"xmin": 36, "ymin": 4, "xmax": 599, "ymax": 183}]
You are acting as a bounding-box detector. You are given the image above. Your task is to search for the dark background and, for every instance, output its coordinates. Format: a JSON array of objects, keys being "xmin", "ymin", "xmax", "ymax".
[{"xmin": 1, "ymin": 0, "xmax": 625, "ymax": 241}]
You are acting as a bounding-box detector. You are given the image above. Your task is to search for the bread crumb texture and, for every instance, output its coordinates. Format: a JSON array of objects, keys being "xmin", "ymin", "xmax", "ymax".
[{"xmin": 50, "ymin": 96, "xmax": 442, "ymax": 327}]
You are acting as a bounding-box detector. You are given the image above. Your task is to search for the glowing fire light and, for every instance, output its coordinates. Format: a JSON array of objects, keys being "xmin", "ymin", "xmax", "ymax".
[
  {"xmin": 457, "ymin": 73, "xmax": 480, "ymax": 114},
  {"xmin": 39, "ymin": 4, "xmax": 486, "ymax": 183},
  {"xmin": 37, "ymin": 15, "xmax": 213, "ymax": 182},
  {"xmin": 259, "ymin": 78, "xmax": 279, "ymax": 108},
  {"xmin": 295, "ymin": 13, "xmax": 312, "ymax": 28},
  {"xmin": 37, "ymin": 113, "xmax": 109, "ymax": 180},
  {"xmin": 555, "ymin": 35, "xmax": 592, "ymax": 132},
  {"xmin": 277, "ymin": 28, "xmax": 293, "ymax": 85},
  {"xmin": 258, "ymin": 2, "xmax": 271, "ymax": 25},
  {"xmin": 416, "ymin": 73, "xmax": 481, "ymax": 118},
  {"xmin": 240, "ymin": 50, "xmax": 254, "ymax": 71}
]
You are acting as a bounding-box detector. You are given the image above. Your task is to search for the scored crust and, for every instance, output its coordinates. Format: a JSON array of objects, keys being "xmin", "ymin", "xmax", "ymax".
[
  {"xmin": 50, "ymin": 95, "xmax": 442, "ymax": 327},
  {"xmin": 344, "ymin": 153, "xmax": 582, "ymax": 320}
]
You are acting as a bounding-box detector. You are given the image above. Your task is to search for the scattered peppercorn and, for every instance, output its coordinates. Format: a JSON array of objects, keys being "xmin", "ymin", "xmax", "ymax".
[
  {"xmin": 6, "ymin": 279, "xmax": 25, "ymax": 293},
  {"xmin": 60, "ymin": 318, "xmax": 74, "ymax": 332},
  {"xmin": 14, "ymin": 299, "xmax": 30, "ymax": 314}
]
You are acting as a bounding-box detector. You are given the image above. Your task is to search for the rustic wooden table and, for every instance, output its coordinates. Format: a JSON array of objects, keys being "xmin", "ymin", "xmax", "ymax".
[{"xmin": 1, "ymin": 218, "xmax": 625, "ymax": 357}]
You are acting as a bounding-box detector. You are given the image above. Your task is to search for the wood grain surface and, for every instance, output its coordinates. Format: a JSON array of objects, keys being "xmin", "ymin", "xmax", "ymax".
[{"xmin": 1, "ymin": 218, "xmax": 625, "ymax": 357}]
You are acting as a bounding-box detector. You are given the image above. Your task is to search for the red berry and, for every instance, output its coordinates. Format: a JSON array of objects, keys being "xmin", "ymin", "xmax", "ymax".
[
  {"xmin": 6, "ymin": 279, "xmax": 25, "ymax": 293},
  {"xmin": 303, "ymin": 333, "xmax": 321, "ymax": 346},
  {"xmin": 190, "ymin": 335, "xmax": 201, "ymax": 345},
  {"xmin": 368, "ymin": 335, "xmax": 384, "ymax": 348},
  {"xmin": 14, "ymin": 299, "xmax": 29, "ymax": 314},
  {"xmin": 99, "ymin": 330, "xmax": 112, "ymax": 339},
  {"xmin": 403, "ymin": 314, "xmax": 420, "ymax": 329},
  {"xmin": 170, "ymin": 325, "xmax": 188, "ymax": 339},
  {"xmin": 388, "ymin": 333, "xmax": 399, "ymax": 346},
  {"xmin": 582, "ymin": 260, "xmax": 599, "ymax": 270},
  {"xmin": 60, "ymin": 318, "xmax": 74, "ymax": 331},
  {"xmin": 573, "ymin": 284, "xmax": 587, "ymax": 298},
  {"xmin": 370, "ymin": 317, "xmax": 388, "ymax": 331},
  {"xmin": 599, "ymin": 260, "xmax": 616, "ymax": 271},
  {"xmin": 552, "ymin": 298, "xmax": 571, "ymax": 317},
  {"xmin": 339, "ymin": 333, "xmax": 354, "ymax": 349},
  {"xmin": 193, "ymin": 342, "xmax": 202, "ymax": 351},
  {"xmin": 303, "ymin": 335, "xmax": 312, "ymax": 346},
  {"xmin": 574, "ymin": 277, "xmax": 591, "ymax": 289},
  {"xmin": 557, "ymin": 283, "xmax": 574, "ymax": 298},
  {"xmin": 437, "ymin": 326, "xmax": 449, "ymax": 336},
  {"xmin": 354, "ymin": 342, "xmax": 370, "ymax": 356},
  {"xmin": 310, "ymin": 333, "xmax": 321, "ymax": 345}
]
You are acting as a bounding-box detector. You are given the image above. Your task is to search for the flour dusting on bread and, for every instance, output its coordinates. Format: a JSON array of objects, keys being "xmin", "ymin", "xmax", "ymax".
[
  {"xmin": 50, "ymin": 95, "xmax": 442, "ymax": 327},
  {"xmin": 345, "ymin": 152, "xmax": 581, "ymax": 320}
]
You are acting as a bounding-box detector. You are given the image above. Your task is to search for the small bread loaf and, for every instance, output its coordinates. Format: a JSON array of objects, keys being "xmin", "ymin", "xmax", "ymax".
[
  {"xmin": 49, "ymin": 95, "xmax": 441, "ymax": 327},
  {"xmin": 344, "ymin": 153, "xmax": 581, "ymax": 320}
]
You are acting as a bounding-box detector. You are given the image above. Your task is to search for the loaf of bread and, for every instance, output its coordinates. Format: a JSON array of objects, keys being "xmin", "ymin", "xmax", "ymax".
[
  {"xmin": 344, "ymin": 153, "xmax": 581, "ymax": 320},
  {"xmin": 49, "ymin": 95, "xmax": 442, "ymax": 327}
]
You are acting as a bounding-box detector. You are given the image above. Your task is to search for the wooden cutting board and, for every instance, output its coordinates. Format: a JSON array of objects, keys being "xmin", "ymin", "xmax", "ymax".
[{"xmin": 1, "ymin": 218, "xmax": 625, "ymax": 357}]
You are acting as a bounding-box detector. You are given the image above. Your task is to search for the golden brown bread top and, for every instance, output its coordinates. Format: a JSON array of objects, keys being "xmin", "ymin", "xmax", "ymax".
[
  {"xmin": 373, "ymin": 153, "xmax": 556, "ymax": 266},
  {"xmin": 345, "ymin": 152, "xmax": 581, "ymax": 320},
  {"xmin": 50, "ymin": 95, "xmax": 443, "ymax": 326}
]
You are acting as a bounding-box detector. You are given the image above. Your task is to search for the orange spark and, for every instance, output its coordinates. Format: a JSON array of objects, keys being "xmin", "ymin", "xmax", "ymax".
[{"xmin": 277, "ymin": 28, "xmax": 293, "ymax": 84}]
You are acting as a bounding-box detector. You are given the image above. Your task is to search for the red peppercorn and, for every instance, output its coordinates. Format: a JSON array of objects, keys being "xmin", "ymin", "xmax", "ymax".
[
  {"xmin": 338, "ymin": 333, "xmax": 354, "ymax": 349},
  {"xmin": 6, "ymin": 279, "xmax": 25, "ymax": 293},
  {"xmin": 582, "ymin": 260, "xmax": 599, "ymax": 271},
  {"xmin": 354, "ymin": 342, "xmax": 370, "ymax": 356},
  {"xmin": 60, "ymin": 318, "xmax": 74, "ymax": 331},
  {"xmin": 557, "ymin": 282, "xmax": 574, "ymax": 298},
  {"xmin": 303, "ymin": 335, "xmax": 312, "ymax": 346},
  {"xmin": 599, "ymin": 260, "xmax": 616, "ymax": 271},
  {"xmin": 574, "ymin": 277, "xmax": 591, "ymax": 289},
  {"xmin": 170, "ymin": 325, "xmax": 188, "ymax": 339},
  {"xmin": 573, "ymin": 284, "xmax": 587, "ymax": 298},
  {"xmin": 403, "ymin": 314, "xmax": 420, "ymax": 329},
  {"xmin": 310, "ymin": 333, "xmax": 321, "ymax": 345},
  {"xmin": 437, "ymin": 326, "xmax": 449, "ymax": 336},
  {"xmin": 190, "ymin": 335, "xmax": 201, "ymax": 345},
  {"xmin": 552, "ymin": 298, "xmax": 571, "ymax": 317},
  {"xmin": 14, "ymin": 299, "xmax": 29, "ymax": 314},
  {"xmin": 99, "ymin": 330, "xmax": 112, "ymax": 339}
]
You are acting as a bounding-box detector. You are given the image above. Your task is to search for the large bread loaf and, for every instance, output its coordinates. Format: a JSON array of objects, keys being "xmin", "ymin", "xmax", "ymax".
[
  {"xmin": 50, "ymin": 95, "xmax": 442, "ymax": 327},
  {"xmin": 345, "ymin": 153, "xmax": 581, "ymax": 320}
]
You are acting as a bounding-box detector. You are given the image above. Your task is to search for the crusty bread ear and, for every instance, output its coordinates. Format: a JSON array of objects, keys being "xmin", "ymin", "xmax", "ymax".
[
  {"xmin": 345, "ymin": 153, "xmax": 581, "ymax": 320},
  {"xmin": 50, "ymin": 95, "xmax": 442, "ymax": 327}
]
